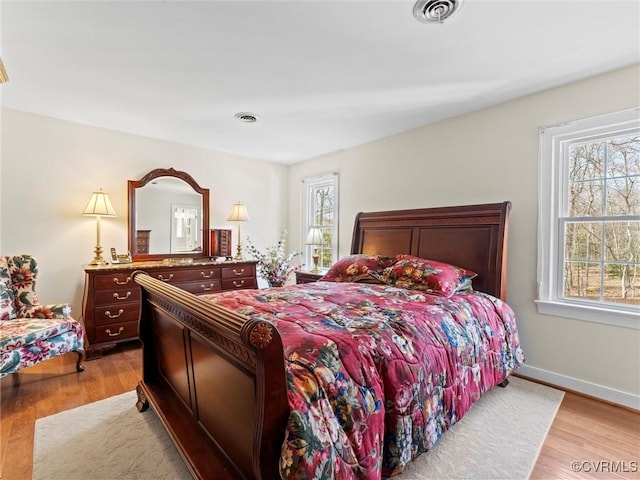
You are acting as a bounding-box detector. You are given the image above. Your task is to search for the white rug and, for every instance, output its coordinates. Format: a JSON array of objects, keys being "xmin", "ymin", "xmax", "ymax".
[{"xmin": 33, "ymin": 376, "xmax": 563, "ymax": 480}]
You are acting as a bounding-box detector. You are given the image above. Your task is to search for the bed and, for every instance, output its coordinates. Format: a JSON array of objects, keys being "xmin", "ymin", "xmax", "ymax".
[{"xmin": 133, "ymin": 201, "xmax": 523, "ymax": 480}]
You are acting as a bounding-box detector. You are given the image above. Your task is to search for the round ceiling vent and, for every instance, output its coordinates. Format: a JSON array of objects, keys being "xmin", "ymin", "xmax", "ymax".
[
  {"xmin": 234, "ymin": 112, "xmax": 259, "ymax": 123},
  {"xmin": 413, "ymin": 0, "xmax": 464, "ymax": 24}
]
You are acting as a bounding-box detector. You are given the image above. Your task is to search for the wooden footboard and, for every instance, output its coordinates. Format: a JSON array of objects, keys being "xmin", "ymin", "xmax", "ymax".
[{"xmin": 133, "ymin": 271, "xmax": 289, "ymax": 480}]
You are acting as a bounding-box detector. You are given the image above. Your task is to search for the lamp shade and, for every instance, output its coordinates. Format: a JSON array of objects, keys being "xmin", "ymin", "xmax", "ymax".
[
  {"xmin": 305, "ymin": 227, "xmax": 324, "ymax": 246},
  {"xmin": 226, "ymin": 202, "xmax": 250, "ymax": 222},
  {"xmin": 83, "ymin": 189, "xmax": 116, "ymax": 217},
  {"xmin": 0, "ymin": 58, "xmax": 8, "ymax": 84}
]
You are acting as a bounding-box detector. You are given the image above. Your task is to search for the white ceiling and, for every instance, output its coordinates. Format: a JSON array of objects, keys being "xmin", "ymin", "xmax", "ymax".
[{"xmin": 1, "ymin": 0, "xmax": 639, "ymax": 164}]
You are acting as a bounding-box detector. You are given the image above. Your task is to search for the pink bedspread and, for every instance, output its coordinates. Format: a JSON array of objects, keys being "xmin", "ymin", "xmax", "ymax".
[{"xmin": 204, "ymin": 281, "xmax": 524, "ymax": 479}]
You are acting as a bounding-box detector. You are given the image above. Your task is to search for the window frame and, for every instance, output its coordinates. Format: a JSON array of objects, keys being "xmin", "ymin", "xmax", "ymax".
[
  {"xmin": 302, "ymin": 172, "xmax": 339, "ymax": 271},
  {"xmin": 537, "ymin": 108, "xmax": 640, "ymax": 330}
]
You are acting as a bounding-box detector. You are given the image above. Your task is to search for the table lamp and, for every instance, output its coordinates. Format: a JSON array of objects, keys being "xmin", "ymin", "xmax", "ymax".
[
  {"xmin": 227, "ymin": 202, "xmax": 250, "ymax": 260},
  {"xmin": 305, "ymin": 227, "xmax": 324, "ymax": 273},
  {"xmin": 83, "ymin": 188, "xmax": 116, "ymax": 266}
]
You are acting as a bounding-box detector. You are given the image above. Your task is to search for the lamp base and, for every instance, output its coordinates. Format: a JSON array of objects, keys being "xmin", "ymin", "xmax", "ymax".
[
  {"xmin": 88, "ymin": 258, "xmax": 108, "ymax": 266},
  {"xmin": 311, "ymin": 254, "xmax": 320, "ymax": 273},
  {"xmin": 88, "ymin": 246, "xmax": 108, "ymax": 266},
  {"xmin": 233, "ymin": 244, "xmax": 244, "ymax": 261}
]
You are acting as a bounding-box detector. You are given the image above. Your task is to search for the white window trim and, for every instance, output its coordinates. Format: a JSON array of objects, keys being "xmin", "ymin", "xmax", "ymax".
[
  {"xmin": 301, "ymin": 172, "xmax": 339, "ymax": 269},
  {"xmin": 537, "ymin": 108, "xmax": 640, "ymax": 330}
]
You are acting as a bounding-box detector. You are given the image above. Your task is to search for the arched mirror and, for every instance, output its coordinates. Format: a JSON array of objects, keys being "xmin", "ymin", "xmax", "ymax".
[{"xmin": 128, "ymin": 168, "xmax": 210, "ymax": 261}]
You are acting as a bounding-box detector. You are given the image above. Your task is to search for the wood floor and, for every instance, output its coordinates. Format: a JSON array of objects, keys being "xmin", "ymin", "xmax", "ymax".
[{"xmin": 1, "ymin": 342, "xmax": 639, "ymax": 480}]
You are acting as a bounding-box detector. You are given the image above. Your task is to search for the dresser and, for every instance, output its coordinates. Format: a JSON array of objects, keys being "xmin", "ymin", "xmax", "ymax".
[{"xmin": 83, "ymin": 260, "xmax": 257, "ymax": 358}]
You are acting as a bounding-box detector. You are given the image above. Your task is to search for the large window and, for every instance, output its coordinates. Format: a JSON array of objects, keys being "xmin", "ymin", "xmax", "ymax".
[
  {"xmin": 537, "ymin": 109, "xmax": 639, "ymax": 329},
  {"xmin": 302, "ymin": 173, "xmax": 338, "ymax": 270}
]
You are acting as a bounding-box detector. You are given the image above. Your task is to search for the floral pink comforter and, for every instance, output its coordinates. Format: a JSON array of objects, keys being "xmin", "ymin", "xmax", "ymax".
[{"xmin": 205, "ymin": 281, "xmax": 524, "ymax": 479}]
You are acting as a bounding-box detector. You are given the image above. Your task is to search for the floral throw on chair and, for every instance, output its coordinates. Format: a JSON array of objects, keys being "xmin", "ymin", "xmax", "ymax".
[{"xmin": 0, "ymin": 255, "xmax": 85, "ymax": 377}]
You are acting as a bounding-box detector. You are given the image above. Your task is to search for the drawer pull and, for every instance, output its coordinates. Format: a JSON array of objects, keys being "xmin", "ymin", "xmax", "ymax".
[
  {"xmin": 233, "ymin": 268, "xmax": 245, "ymax": 276},
  {"xmin": 105, "ymin": 327, "xmax": 124, "ymax": 337},
  {"xmin": 233, "ymin": 280, "xmax": 245, "ymax": 288},
  {"xmin": 113, "ymin": 291, "xmax": 132, "ymax": 301},
  {"xmin": 200, "ymin": 271, "xmax": 215, "ymax": 279},
  {"xmin": 104, "ymin": 309, "xmax": 124, "ymax": 319},
  {"xmin": 113, "ymin": 277, "xmax": 132, "ymax": 285},
  {"xmin": 158, "ymin": 274, "xmax": 174, "ymax": 282},
  {"xmin": 201, "ymin": 283, "xmax": 214, "ymax": 291}
]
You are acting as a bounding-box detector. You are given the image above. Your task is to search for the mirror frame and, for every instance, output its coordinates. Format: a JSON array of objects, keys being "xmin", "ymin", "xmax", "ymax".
[{"xmin": 128, "ymin": 168, "xmax": 210, "ymax": 262}]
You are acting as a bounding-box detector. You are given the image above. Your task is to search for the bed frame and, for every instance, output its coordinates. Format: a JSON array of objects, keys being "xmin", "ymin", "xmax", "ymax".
[{"xmin": 133, "ymin": 201, "xmax": 511, "ymax": 480}]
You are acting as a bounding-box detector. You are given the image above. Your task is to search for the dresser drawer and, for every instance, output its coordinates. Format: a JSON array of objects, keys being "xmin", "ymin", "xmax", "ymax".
[
  {"xmin": 95, "ymin": 273, "xmax": 135, "ymax": 290},
  {"xmin": 222, "ymin": 277, "xmax": 257, "ymax": 290},
  {"xmin": 221, "ymin": 264, "xmax": 256, "ymax": 279},
  {"xmin": 93, "ymin": 321, "xmax": 139, "ymax": 343},
  {"xmin": 176, "ymin": 280, "xmax": 222, "ymax": 295},
  {"xmin": 147, "ymin": 268, "xmax": 221, "ymax": 284},
  {"xmin": 94, "ymin": 303, "xmax": 140, "ymax": 326},
  {"xmin": 94, "ymin": 287, "xmax": 141, "ymax": 305},
  {"xmin": 295, "ymin": 271, "xmax": 325, "ymax": 284}
]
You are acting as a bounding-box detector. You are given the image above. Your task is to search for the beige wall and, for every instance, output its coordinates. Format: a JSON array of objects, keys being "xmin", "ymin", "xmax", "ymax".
[
  {"xmin": 288, "ymin": 64, "xmax": 640, "ymax": 408},
  {"xmin": 0, "ymin": 108, "xmax": 289, "ymax": 315}
]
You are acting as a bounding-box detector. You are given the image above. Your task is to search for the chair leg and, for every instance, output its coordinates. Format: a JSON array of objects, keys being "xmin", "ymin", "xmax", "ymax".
[{"xmin": 75, "ymin": 349, "xmax": 85, "ymax": 373}]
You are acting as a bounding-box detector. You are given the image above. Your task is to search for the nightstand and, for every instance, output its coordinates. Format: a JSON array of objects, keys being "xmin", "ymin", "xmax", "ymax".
[{"xmin": 295, "ymin": 269, "xmax": 326, "ymax": 284}]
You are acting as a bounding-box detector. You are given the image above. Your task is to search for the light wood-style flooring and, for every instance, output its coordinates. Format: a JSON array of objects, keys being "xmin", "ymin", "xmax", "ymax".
[{"xmin": 1, "ymin": 342, "xmax": 639, "ymax": 479}]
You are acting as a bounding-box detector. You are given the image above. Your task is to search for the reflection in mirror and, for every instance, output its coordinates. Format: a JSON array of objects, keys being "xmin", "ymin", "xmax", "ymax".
[
  {"xmin": 128, "ymin": 168, "xmax": 210, "ymax": 262},
  {"xmin": 171, "ymin": 204, "xmax": 200, "ymax": 253},
  {"xmin": 135, "ymin": 179, "xmax": 202, "ymax": 254}
]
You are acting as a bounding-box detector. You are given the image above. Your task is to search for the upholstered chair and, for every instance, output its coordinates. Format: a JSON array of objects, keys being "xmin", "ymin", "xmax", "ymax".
[{"xmin": 0, "ymin": 255, "xmax": 85, "ymax": 377}]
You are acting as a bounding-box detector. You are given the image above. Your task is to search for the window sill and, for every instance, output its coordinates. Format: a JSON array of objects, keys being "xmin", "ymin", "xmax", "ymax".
[{"xmin": 536, "ymin": 300, "xmax": 639, "ymax": 330}]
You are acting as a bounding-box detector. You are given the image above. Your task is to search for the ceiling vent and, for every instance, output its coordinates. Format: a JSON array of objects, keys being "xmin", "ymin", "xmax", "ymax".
[
  {"xmin": 234, "ymin": 112, "xmax": 259, "ymax": 123},
  {"xmin": 413, "ymin": 0, "xmax": 464, "ymax": 24}
]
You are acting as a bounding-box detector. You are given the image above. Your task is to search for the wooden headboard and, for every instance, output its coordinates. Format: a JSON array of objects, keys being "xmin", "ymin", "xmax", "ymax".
[{"xmin": 350, "ymin": 201, "xmax": 511, "ymax": 300}]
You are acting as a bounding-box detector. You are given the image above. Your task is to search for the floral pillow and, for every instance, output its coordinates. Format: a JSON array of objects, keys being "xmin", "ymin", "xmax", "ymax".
[
  {"xmin": 319, "ymin": 254, "xmax": 396, "ymax": 283},
  {"xmin": 7, "ymin": 255, "xmax": 39, "ymax": 317},
  {"xmin": 371, "ymin": 255, "xmax": 477, "ymax": 297}
]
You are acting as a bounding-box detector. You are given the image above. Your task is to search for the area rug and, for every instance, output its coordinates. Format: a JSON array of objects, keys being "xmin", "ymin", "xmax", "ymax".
[{"xmin": 33, "ymin": 376, "xmax": 564, "ymax": 480}]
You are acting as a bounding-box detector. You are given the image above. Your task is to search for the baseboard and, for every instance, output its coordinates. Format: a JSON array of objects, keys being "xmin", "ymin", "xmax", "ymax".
[{"xmin": 516, "ymin": 364, "xmax": 640, "ymax": 411}]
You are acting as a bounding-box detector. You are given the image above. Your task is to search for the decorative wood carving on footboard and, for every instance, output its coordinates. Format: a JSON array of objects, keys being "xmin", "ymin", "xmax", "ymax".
[{"xmin": 133, "ymin": 272, "xmax": 288, "ymax": 480}]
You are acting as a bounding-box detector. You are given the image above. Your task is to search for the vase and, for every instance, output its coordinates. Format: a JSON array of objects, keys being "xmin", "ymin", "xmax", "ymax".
[{"xmin": 267, "ymin": 280, "xmax": 284, "ymax": 287}]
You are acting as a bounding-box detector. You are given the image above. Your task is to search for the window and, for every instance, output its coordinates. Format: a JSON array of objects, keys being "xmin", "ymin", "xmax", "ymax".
[
  {"xmin": 302, "ymin": 173, "xmax": 338, "ymax": 270},
  {"xmin": 537, "ymin": 109, "xmax": 640, "ymax": 329}
]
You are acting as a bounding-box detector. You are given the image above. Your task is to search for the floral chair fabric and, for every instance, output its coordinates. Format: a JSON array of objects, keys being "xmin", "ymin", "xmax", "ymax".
[{"xmin": 0, "ymin": 255, "xmax": 84, "ymax": 377}]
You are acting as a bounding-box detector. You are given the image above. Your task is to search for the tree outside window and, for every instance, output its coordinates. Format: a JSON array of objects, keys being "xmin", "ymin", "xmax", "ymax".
[{"xmin": 563, "ymin": 135, "xmax": 639, "ymax": 306}]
